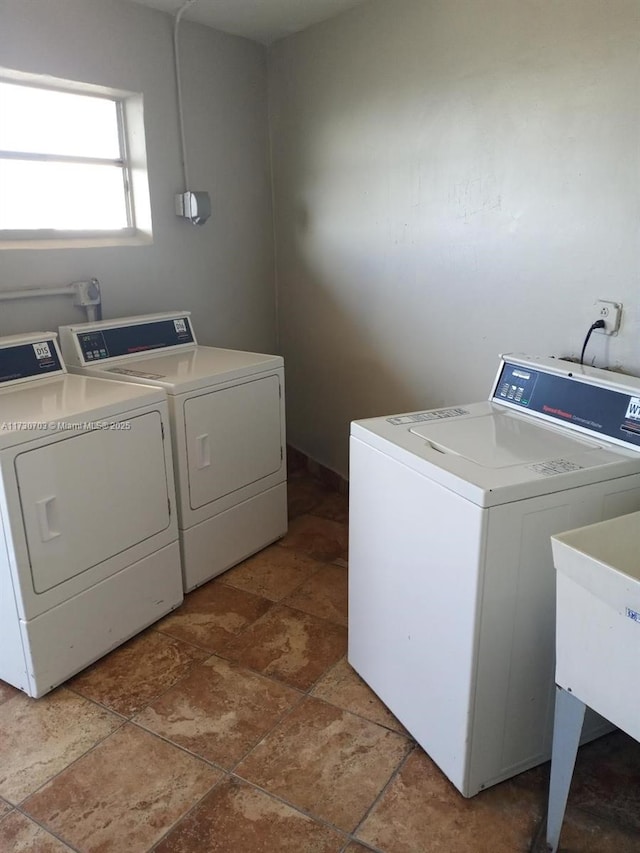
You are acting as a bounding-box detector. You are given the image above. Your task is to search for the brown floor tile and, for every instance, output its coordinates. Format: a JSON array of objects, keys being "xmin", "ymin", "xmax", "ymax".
[
  {"xmin": 156, "ymin": 582, "xmax": 272, "ymax": 653},
  {"xmin": 310, "ymin": 491, "xmax": 349, "ymax": 524},
  {"xmin": 23, "ymin": 724, "xmax": 221, "ymax": 853},
  {"xmin": 283, "ymin": 563, "xmax": 348, "ymax": 626},
  {"xmin": 563, "ymin": 730, "xmax": 640, "ymax": 833},
  {"xmin": 220, "ymin": 604, "xmax": 347, "ymax": 691},
  {"xmin": 279, "ymin": 514, "xmax": 348, "ymax": 562},
  {"xmin": 69, "ymin": 629, "xmax": 208, "ymax": 717},
  {"xmin": 235, "ymin": 696, "xmax": 411, "ymax": 832},
  {"xmin": 0, "ymin": 680, "xmax": 20, "ymax": 706},
  {"xmin": 509, "ymin": 758, "xmax": 550, "ymax": 793},
  {"xmin": 357, "ymin": 747, "xmax": 544, "ymax": 853},
  {"xmin": 155, "ymin": 776, "xmax": 345, "ymax": 852},
  {"xmin": 287, "ymin": 475, "xmax": 333, "ymax": 520},
  {"xmin": 218, "ymin": 545, "xmax": 325, "ymax": 601},
  {"xmin": 0, "ymin": 688, "xmax": 121, "ymax": 804},
  {"xmin": 134, "ymin": 656, "xmax": 302, "ymax": 768},
  {"xmin": 311, "ymin": 658, "xmax": 408, "ymax": 734},
  {"xmin": 0, "ymin": 811, "xmax": 75, "ymax": 851},
  {"xmin": 534, "ymin": 807, "xmax": 640, "ymax": 852}
]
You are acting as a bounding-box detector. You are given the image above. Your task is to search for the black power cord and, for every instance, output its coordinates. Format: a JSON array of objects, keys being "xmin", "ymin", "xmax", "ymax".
[{"xmin": 579, "ymin": 319, "xmax": 606, "ymax": 365}]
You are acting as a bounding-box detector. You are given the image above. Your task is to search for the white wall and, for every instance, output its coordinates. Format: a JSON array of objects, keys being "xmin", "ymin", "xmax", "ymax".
[
  {"xmin": 269, "ymin": 0, "xmax": 640, "ymax": 477},
  {"xmin": 0, "ymin": 0, "xmax": 275, "ymax": 352}
]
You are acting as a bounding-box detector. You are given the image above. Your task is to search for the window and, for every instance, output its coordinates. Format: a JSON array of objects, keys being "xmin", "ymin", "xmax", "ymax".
[{"xmin": 0, "ymin": 70, "xmax": 151, "ymax": 247}]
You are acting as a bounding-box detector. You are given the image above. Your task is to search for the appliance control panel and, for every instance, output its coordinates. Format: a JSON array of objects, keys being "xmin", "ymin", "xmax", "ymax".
[
  {"xmin": 75, "ymin": 316, "xmax": 194, "ymax": 364},
  {"xmin": 493, "ymin": 358, "xmax": 640, "ymax": 450},
  {"xmin": 0, "ymin": 336, "xmax": 64, "ymax": 385}
]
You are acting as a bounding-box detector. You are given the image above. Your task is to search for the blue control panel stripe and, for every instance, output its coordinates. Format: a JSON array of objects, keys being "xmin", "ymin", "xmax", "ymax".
[
  {"xmin": 0, "ymin": 340, "xmax": 62, "ymax": 384},
  {"xmin": 78, "ymin": 317, "xmax": 194, "ymax": 363}
]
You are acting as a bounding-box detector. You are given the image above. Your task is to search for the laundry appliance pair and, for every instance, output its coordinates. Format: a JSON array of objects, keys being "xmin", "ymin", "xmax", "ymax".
[{"xmin": 0, "ymin": 314, "xmax": 286, "ymax": 698}]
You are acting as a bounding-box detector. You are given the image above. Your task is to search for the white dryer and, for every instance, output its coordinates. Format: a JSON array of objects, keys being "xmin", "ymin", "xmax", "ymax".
[
  {"xmin": 349, "ymin": 354, "xmax": 640, "ymax": 797},
  {"xmin": 0, "ymin": 332, "xmax": 182, "ymax": 698},
  {"xmin": 59, "ymin": 312, "xmax": 287, "ymax": 592}
]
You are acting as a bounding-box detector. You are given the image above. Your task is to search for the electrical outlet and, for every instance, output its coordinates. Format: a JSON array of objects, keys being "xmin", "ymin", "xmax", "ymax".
[{"xmin": 594, "ymin": 300, "xmax": 622, "ymax": 336}]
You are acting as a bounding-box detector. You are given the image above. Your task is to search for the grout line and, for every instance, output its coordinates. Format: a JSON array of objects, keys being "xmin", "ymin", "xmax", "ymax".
[
  {"xmin": 199, "ymin": 651, "xmax": 309, "ymax": 700},
  {"xmin": 227, "ymin": 772, "xmax": 351, "ymax": 845},
  {"xmin": 227, "ymin": 690, "xmax": 308, "ymax": 776},
  {"xmin": 11, "ymin": 706, "xmax": 131, "ymax": 849},
  {"xmin": 215, "ymin": 561, "xmax": 326, "ymax": 609},
  {"xmin": 11, "ymin": 806, "xmax": 84, "ymax": 853},
  {"xmin": 125, "ymin": 715, "xmax": 227, "ymax": 773},
  {"xmin": 349, "ymin": 743, "xmax": 417, "ymax": 844},
  {"xmin": 339, "ymin": 837, "xmax": 385, "ymax": 853},
  {"xmin": 307, "ymin": 653, "xmax": 346, "ymax": 694},
  {"xmin": 229, "ymin": 693, "xmax": 412, "ymax": 852},
  {"xmin": 125, "ymin": 654, "xmax": 309, "ymax": 774},
  {"xmin": 308, "ymin": 660, "xmax": 414, "ymax": 738},
  {"xmin": 67, "ymin": 644, "xmax": 209, "ymax": 722},
  {"xmin": 150, "ymin": 626, "xmax": 222, "ymax": 659},
  {"xmin": 211, "ymin": 600, "xmax": 348, "ymax": 684},
  {"xmin": 278, "ymin": 597, "xmax": 348, "ymax": 631},
  {"xmin": 153, "ymin": 593, "xmax": 279, "ymax": 660},
  {"xmin": 146, "ymin": 771, "xmax": 229, "ymax": 853},
  {"xmin": 63, "ymin": 684, "xmax": 130, "ymax": 723}
]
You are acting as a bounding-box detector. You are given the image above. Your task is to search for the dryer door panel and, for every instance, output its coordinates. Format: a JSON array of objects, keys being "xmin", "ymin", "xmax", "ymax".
[
  {"xmin": 16, "ymin": 411, "xmax": 171, "ymax": 593},
  {"xmin": 185, "ymin": 375, "xmax": 283, "ymax": 510}
]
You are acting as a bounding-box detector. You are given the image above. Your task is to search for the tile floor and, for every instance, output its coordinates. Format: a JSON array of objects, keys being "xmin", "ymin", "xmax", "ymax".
[{"xmin": 1, "ymin": 468, "xmax": 640, "ymax": 852}]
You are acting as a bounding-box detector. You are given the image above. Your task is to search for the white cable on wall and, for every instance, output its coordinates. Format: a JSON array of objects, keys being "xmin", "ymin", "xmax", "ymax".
[{"xmin": 173, "ymin": 0, "xmax": 198, "ymax": 192}]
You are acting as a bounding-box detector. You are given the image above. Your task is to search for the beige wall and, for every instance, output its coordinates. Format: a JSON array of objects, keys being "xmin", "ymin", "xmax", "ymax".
[
  {"xmin": 0, "ymin": 0, "xmax": 276, "ymax": 353},
  {"xmin": 269, "ymin": 0, "xmax": 640, "ymax": 477}
]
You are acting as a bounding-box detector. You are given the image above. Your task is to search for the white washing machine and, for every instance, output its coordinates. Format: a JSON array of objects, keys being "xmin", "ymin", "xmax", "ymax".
[
  {"xmin": 349, "ymin": 353, "xmax": 640, "ymax": 797},
  {"xmin": 59, "ymin": 312, "xmax": 287, "ymax": 592},
  {"xmin": 0, "ymin": 331, "xmax": 183, "ymax": 698}
]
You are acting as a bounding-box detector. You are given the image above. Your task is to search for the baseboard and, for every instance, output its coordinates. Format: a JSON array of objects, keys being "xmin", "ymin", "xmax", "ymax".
[{"xmin": 286, "ymin": 445, "xmax": 348, "ymax": 496}]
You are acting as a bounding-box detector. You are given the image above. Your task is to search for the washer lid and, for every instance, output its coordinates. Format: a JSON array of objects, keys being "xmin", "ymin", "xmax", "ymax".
[
  {"xmin": 96, "ymin": 346, "xmax": 283, "ymax": 394},
  {"xmin": 351, "ymin": 402, "xmax": 640, "ymax": 507},
  {"xmin": 410, "ymin": 410, "xmax": 601, "ymax": 468}
]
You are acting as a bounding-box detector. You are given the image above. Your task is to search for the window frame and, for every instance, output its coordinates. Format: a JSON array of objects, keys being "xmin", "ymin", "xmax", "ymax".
[{"xmin": 0, "ymin": 68, "xmax": 152, "ymax": 249}]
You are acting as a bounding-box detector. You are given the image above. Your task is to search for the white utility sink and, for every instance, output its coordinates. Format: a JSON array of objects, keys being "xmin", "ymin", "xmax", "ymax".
[
  {"xmin": 551, "ymin": 509, "xmax": 640, "ymax": 742},
  {"xmin": 546, "ymin": 510, "xmax": 640, "ymax": 852}
]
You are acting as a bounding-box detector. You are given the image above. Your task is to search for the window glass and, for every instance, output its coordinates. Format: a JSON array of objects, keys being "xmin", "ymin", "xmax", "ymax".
[
  {"xmin": 0, "ymin": 160, "xmax": 128, "ymax": 230},
  {"xmin": 0, "ymin": 76, "xmax": 139, "ymax": 236},
  {"xmin": 0, "ymin": 82, "xmax": 122, "ymax": 159}
]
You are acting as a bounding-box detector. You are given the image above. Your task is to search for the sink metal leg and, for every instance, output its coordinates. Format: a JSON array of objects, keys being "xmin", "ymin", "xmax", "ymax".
[{"xmin": 546, "ymin": 686, "xmax": 587, "ymax": 852}]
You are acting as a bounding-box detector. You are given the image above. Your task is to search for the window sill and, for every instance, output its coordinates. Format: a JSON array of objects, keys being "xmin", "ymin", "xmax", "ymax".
[{"xmin": 0, "ymin": 231, "xmax": 153, "ymax": 250}]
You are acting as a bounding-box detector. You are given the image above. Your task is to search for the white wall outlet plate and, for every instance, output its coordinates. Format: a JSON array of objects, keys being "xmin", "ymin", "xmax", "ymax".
[{"xmin": 594, "ymin": 300, "xmax": 622, "ymax": 335}]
